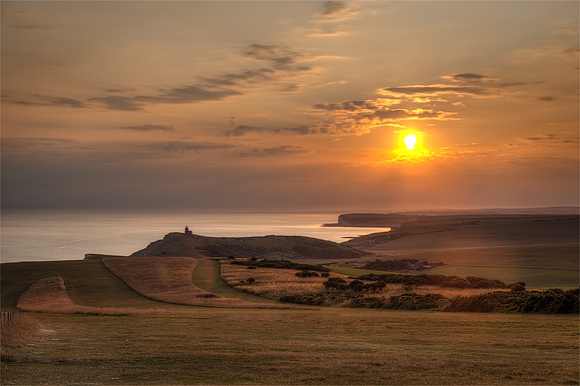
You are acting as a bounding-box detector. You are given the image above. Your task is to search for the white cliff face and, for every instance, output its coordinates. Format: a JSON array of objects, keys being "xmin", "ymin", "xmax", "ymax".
[{"xmin": 337, "ymin": 216, "xmax": 354, "ymax": 226}]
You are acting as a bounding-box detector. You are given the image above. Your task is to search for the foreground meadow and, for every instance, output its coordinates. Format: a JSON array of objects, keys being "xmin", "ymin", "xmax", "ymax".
[{"xmin": 2, "ymin": 308, "xmax": 578, "ymax": 385}]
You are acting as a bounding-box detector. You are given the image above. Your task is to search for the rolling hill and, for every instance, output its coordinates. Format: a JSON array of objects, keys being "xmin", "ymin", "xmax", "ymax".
[{"xmin": 131, "ymin": 232, "xmax": 372, "ymax": 260}]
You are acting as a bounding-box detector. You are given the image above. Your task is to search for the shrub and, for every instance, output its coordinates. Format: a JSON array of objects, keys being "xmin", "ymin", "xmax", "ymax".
[
  {"xmin": 295, "ymin": 271, "xmax": 320, "ymax": 278},
  {"xmin": 349, "ymin": 280, "xmax": 364, "ymax": 289},
  {"xmin": 386, "ymin": 293, "xmax": 446, "ymax": 310},
  {"xmin": 350, "ymin": 296, "xmax": 387, "ymax": 308},
  {"xmin": 246, "ymin": 278, "xmax": 256, "ymax": 284},
  {"xmin": 350, "ymin": 293, "xmax": 445, "ymax": 310},
  {"xmin": 362, "ymin": 281, "xmax": 386, "ymax": 293},
  {"xmin": 442, "ymin": 292, "xmax": 514, "ymax": 312},
  {"xmin": 279, "ymin": 294, "xmax": 327, "ymax": 305},
  {"xmin": 510, "ymin": 283, "xmax": 526, "ymax": 292},
  {"xmin": 513, "ymin": 288, "xmax": 579, "ymax": 314},
  {"xmin": 441, "ymin": 277, "xmax": 471, "ymax": 288},
  {"xmin": 443, "ymin": 288, "xmax": 579, "ymax": 314}
]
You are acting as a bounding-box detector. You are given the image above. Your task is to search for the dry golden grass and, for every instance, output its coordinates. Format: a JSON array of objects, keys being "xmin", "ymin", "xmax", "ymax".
[
  {"xmin": 3, "ymin": 310, "xmax": 577, "ymax": 385},
  {"xmin": 1, "ymin": 313, "xmax": 41, "ymax": 348},
  {"xmin": 221, "ymin": 260, "xmax": 339, "ymax": 299},
  {"xmin": 16, "ymin": 275, "xmax": 168, "ymax": 316},
  {"xmin": 103, "ymin": 257, "xmax": 290, "ymax": 308},
  {"xmin": 221, "ymin": 260, "xmax": 509, "ymax": 302}
]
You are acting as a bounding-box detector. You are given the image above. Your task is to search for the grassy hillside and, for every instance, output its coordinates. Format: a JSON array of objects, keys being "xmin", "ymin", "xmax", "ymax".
[
  {"xmin": 1, "ymin": 260, "xmax": 197, "ymax": 311},
  {"xmin": 344, "ymin": 214, "xmax": 579, "ymax": 251},
  {"xmin": 131, "ymin": 233, "xmax": 371, "ymax": 260}
]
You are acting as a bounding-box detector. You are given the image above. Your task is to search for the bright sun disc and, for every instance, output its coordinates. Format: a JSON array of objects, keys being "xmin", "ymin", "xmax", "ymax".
[{"xmin": 404, "ymin": 134, "xmax": 417, "ymax": 150}]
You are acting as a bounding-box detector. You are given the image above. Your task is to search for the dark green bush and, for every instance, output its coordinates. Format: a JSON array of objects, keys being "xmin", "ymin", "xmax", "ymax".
[
  {"xmin": 443, "ymin": 288, "xmax": 579, "ymax": 314},
  {"xmin": 295, "ymin": 271, "xmax": 320, "ymax": 278},
  {"xmin": 386, "ymin": 293, "xmax": 446, "ymax": 310},
  {"xmin": 357, "ymin": 273, "xmax": 508, "ymax": 289},
  {"xmin": 349, "ymin": 293, "xmax": 445, "ymax": 310},
  {"xmin": 350, "ymin": 296, "xmax": 387, "ymax": 308},
  {"xmin": 279, "ymin": 294, "xmax": 327, "ymax": 305}
]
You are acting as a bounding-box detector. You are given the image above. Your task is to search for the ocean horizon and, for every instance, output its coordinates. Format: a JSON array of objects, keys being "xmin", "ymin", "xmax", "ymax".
[{"xmin": 1, "ymin": 210, "xmax": 389, "ymax": 263}]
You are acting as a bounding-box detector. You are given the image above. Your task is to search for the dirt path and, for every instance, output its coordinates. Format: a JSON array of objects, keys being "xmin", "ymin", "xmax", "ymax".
[{"xmin": 192, "ymin": 259, "xmax": 277, "ymax": 303}]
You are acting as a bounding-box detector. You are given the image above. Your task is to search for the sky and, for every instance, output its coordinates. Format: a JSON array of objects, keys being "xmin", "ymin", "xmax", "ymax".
[{"xmin": 2, "ymin": 1, "xmax": 579, "ymax": 213}]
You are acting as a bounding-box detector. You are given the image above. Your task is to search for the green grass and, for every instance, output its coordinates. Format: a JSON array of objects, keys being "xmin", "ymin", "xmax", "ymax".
[
  {"xmin": 420, "ymin": 265, "xmax": 579, "ymax": 289},
  {"xmin": 192, "ymin": 259, "xmax": 277, "ymax": 303},
  {"xmin": 1, "ymin": 260, "xmax": 199, "ymax": 312},
  {"xmin": 2, "ymin": 309, "xmax": 578, "ymax": 385}
]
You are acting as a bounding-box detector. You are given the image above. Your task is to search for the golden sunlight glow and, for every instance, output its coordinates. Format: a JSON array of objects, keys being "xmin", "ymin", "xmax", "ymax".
[
  {"xmin": 380, "ymin": 129, "xmax": 444, "ymax": 164},
  {"xmin": 404, "ymin": 134, "xmax": 417, "ymax": 150}
]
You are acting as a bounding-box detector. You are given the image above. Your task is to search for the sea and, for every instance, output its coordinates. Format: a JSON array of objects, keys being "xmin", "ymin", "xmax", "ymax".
[{"xmin": 1, "ymin": 211, "xmax": 389, "ymax": 263}]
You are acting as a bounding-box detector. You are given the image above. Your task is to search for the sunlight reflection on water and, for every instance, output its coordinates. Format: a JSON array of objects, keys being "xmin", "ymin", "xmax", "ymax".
[{"xmin": 1, "ymin": 211, "xmax": 389, "ymax": 263}]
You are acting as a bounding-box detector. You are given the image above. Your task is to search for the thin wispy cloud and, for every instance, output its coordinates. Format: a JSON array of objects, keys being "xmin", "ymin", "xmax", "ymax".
[
  {"xmin": 87, "ymin": 44, "xmax": 322, "ymax": 111},
  {"xmin": 12, "ymin": 25, "xmax": 52, "ymax": 31},
  {"xmin": 304, "ymin": 1, "xmax": 359, "ymax": 37},
  {"xmin": 239, "ymin": 145, "xmax": 310, "ymax": 157},
  {"xmin": 13, "ymin": 96, "xmax": 87, "ymax": 108},
  {"xmin": 121, "ymin": 124, "xmax": 175, "ymax": 132},
  {"xmin": 227, "ymin": 125, "xmax": 316, "ymax": 137}
]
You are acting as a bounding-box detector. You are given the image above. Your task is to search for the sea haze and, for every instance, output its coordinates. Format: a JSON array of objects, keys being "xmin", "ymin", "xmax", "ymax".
[{"xmin": 1, "ymin": 211, "xmax": 389, "ymax": 263}]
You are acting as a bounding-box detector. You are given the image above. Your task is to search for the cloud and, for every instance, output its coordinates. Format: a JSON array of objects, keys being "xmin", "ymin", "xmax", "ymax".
[
  {"xmin": 239, "ymin": 145, "xmax": 309, "ymax": 157},
  {"xmin": 275, "ymin": 125, "xmax": 317, "ymax": 135},
  {"xmin": 227, "ymin": 124, "xmax": 317, "ymax": 137},
  {"xmin": 441, "ymin": 73, "xmax": 492, "ymax": 83},
  {"xmin": 149, "ymin": 141, "xmax": 235, "ymax": 154},
  {"xmin": 13, "ymin": 25, "xmax": 52, "ymax": 31},
  {"xmin": 242, "ymin": 44, "xmax": 312, "ymax": 69},
  {"xmin": 518, "ymin": 133, "xmax": 577, "ymax": 147},
  {"xmin": 13, "ymin": 96, "xmax": 87, "ymax": 108},
  {"xmin": 90, "ymin": 86, "xmax": 241, "ymax": 111},
  {"xmin": 538, "ymin": 96, "xmax": 555, "ymax": 102},
  {"xmin": 138, "ymin": 85, "xmax": 242, "ymax": 104},
  {"xmin": 88, "ymin": 44, "xmax": 319, "ymax": 111},
  {"xmin": 2, "ymin": 137, "xmax": 77, "ymax": 151},
  {"xmin": 121, "ymin": 124, "xmax": 175, "ymax": 132},
  {"xmin": 562, "ymin": 47, "xmax": 580, "ymax": 57},
  {"xmin": 311, "ymin": 97, "xmax": 458, "ymax": 135},
  {"xmin": 305, "ymin": 1, "xmax": 359, "ymax": 37},
  {"xmin": 382, "ymin": 84, "xmax": 492, "ymax": 97},
  {"xmin": 319, "ymin": 1, "xmax": 358, "ymax": 22},
  {"xmin": 51, "ymin": 97, "xmax": 87, "ymax": 108},
  {"xmin": 87, "ymin": 95, "xmax": 142, "ymax": 111},
  {"xmin": 321, "ymin": 1, "xmax": 349, "ymax": 18},
  {"xmin": 227, "ymin": 125, "xmax": 265, "ymax": 137}
]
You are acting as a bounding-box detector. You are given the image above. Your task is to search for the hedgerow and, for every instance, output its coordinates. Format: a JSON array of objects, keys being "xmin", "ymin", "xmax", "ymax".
[
  {"xmin": 350, "ymin": 293, "xmax": 446, "ymax": 310},
  {"xmin": 442, "ymin": 288, "xmax": 579, "ymax": 314},
  {"xmin": 357, "ymin": 273, "xmax": 510, "ymax": 289}
]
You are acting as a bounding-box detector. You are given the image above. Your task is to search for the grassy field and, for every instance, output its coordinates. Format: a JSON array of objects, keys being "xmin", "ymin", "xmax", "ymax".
[
  {"xmin": 2, "ymin": 225, "xmax": 579, "ymax": 385},
  {"xmin": 1, "ymin": 260, "xmax": 170, "ymax": 310},
  {"xmin": 2, "ymin": 309, "xmax": 578, "ymax": 385}
]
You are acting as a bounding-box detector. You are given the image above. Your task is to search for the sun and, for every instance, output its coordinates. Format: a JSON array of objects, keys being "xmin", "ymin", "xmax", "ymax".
[{"xmin": 404, "ymin": 134, "xmax": 417, "ymax": 150}]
